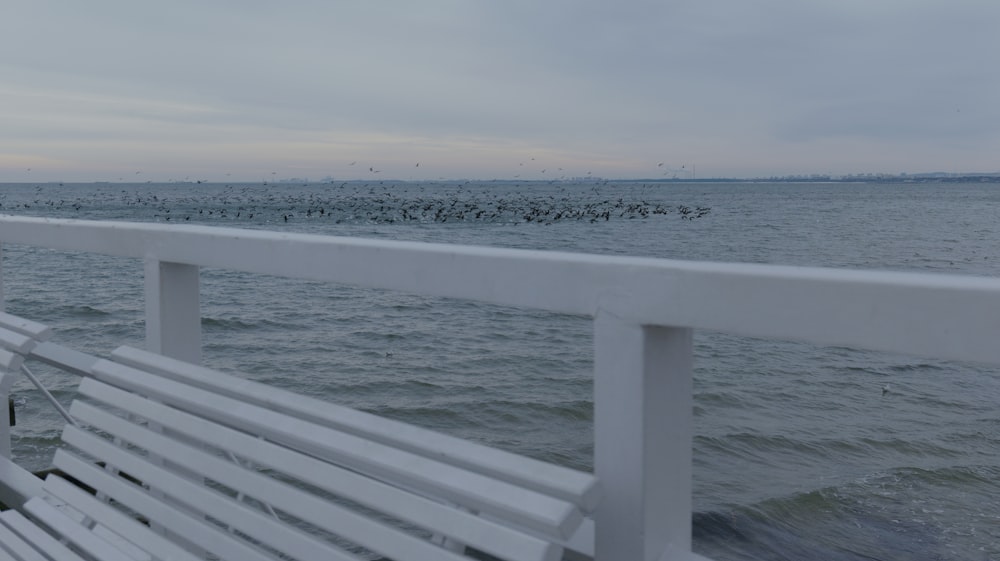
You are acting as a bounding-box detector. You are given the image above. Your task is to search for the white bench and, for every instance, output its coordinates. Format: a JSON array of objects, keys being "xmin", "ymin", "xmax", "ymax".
[{"xmin": 0, "ymin": 315, "xmax": 599, "ymax": 561}]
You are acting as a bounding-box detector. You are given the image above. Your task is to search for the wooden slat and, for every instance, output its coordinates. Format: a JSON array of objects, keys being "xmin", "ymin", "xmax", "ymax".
[
  {"xmin": 0, "ymin": 328, "xmax": 32, "ymax": 355},
  {"xmin": 0, "ymin": 348, "xmax": 22, "ymax": 372},
  {"xmin": 0, "ymin": 314, "xmax": 51, "ymax": 342},
  {"xmin": 0, "ymin": 312, "xmax": 52, "ymax": 341},
  {"xmin": 42, "ymin": 474, "xmax": 202, "ymax": 561},
  {"xmin": 111, "ymin": 345, "xmax": 599, "ymax": 512},
  {"xmin": 563, "ymin": 517, "xmax": 594, "ymax": 559},
  {"xmin": 0, "ymin": 541, "xmax": 18, "ymax": 561},
  {"xmin": 54, "ymin": 438, "xmax": 361, "ymax": 561},
  {"xmin": 0, "ymin": 540, "xmax": 17, "ymax": 561},
  {"xmin": 70, "ymin": 392, "xmax": 557, "ymax": 561},
  {"xmin": 0, "ymin": 509, "xmax": 87, "ymax": 561},
  {"xmin": 23, "ymin": 497, "xmax": 135, "ymax": 561},
  {"xmin": 25, "ymin": 342, "xmax": 99, "ymax": 379},
  {"xmin": 0, "ymin": 456, "xmax": 43, "ymax": 510},
  {"xmin": 82, "ymin": 365, "xmax": 581, "ymax": 540},
  {"xmin": 0, "ymin": 512, "xmax": 48, "ymax": 561},
  {"xmin": 51, "ymin": 450, "xmax": 285, "ymax": 561}
]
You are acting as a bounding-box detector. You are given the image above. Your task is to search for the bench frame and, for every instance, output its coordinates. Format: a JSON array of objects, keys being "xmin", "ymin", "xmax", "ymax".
[{"xmin": 0, "ymin": 314, "xmax": 598, "ymax": 561}]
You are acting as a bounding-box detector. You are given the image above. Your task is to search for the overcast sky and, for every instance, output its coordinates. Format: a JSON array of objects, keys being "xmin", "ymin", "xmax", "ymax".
[{"xmin": 1, "ymin": 0, "xmax": 997, "ymax": 182}]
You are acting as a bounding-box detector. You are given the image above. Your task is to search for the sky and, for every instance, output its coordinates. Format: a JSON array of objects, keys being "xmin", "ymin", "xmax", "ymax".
[{"xmin": 1, "ymin": 0, "xmax": 998, "ymax": 182}]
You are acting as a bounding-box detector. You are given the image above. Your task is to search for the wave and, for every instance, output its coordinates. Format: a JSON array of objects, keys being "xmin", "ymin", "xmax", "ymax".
[
  {"xmin": 200, "ymin": 316, "xmax": 306, "ymax": 331},
  {"xmin": 695, "ymin": 465, "xmax": 999, "ymax": 560}
]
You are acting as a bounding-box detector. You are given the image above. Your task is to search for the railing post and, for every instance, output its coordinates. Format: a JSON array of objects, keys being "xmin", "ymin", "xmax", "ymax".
[
  {"xmin": 0, "ymin": 241, "xmax": 5, "ymax": 312},
  {"xmin": 144, "ymin": 259, "xmax": 201, "ymax": 364},
  {"xmin": 143, "ymin": 258, "xmax": 204, "ymax": 550},
  {"xmin": 594, "ymin": 313, "xmax": 693, "ymax": 561},
  {"xmin": 0, "ymin": 376, "xmax": 12, "ymax": 459},
  {"xmin": 1, "ymin": 243, "xmax": 8, "ymax": 459}
]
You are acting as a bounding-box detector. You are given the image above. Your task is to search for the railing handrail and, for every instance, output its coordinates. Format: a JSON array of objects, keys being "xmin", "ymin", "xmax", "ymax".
[{"xmin": 1, "ymin": 215, "xmax": 999, "ymax": 364}]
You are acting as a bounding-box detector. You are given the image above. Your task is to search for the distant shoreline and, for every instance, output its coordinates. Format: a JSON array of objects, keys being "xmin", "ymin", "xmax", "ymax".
[
  {"xmin": 622, "ymin": 174, "xmax": 1000, "ymax": 184},
  {"xmin": 4, "ymin": 174, "xmax": 1000, "ymax": 186}
]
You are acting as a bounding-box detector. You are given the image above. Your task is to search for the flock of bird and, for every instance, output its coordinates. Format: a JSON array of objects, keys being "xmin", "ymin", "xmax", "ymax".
[{"xmin": 0, "ymin": 182, "xmax": 711, "ymax": 226}]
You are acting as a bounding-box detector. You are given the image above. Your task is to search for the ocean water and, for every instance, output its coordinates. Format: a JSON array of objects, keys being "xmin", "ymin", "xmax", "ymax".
[{"xmin": 1, "ymin": 180, "xmax": 998, "ymax": 560}]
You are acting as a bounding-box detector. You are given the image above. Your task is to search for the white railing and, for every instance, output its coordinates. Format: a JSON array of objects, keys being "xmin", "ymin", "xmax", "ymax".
[{"xmin": 2, "ymin": 215, "xmax": 1000, "ymax": 561}]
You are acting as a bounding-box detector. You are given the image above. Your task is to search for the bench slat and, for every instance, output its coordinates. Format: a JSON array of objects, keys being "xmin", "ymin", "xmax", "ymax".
[
  {"xmin": 0, "ymin": 348, "xmax": 22, "ymax": 372},
  {"xmin": 0, "ymin": 509, "xmax": 87, "ymax": 561},
  {"xmin": 0, "ymin": 513, "xmax": 48, "ymax": 561},
  {"xmin": 52, "ymin": 450, "xmax": 291, "ymax": 561},
  {"xmin": 0, "ymin": 328, "xmax": 35, "ymax": 356},
  {"xmin": 0, "ymin": 537, "xmax": 22, "ymax": 561},
  {"xmin": 42, "ymin": 474, "xmax": 202, "ymax": 561},
  {"xmin": 111, "ymin": 345, "xmax": 600, "ymax": 512},
  {"xmin": 26, "ymin": 342, "xmax": 99, "ymax": 379},
  {"xmin": 67, "ymin": 399, "xmax": 503, "ymax": 561},
  {"xmin": 71, "ymin": 385, "xmax": 558, "ymax": 561},
  {"xmin": 87, "ymin": 361, "xmax": 582, "ymax": 540},
  {"xmin": 23, "ymin": 497, "xmax": 135, "ymax": 561},
  {"xmin": 0, "ymin": 456, "xmax": 43, "ymax": 510},
  {"xmin": 0, "ymin": 314, "xmax": 52, "ymax": 342}
]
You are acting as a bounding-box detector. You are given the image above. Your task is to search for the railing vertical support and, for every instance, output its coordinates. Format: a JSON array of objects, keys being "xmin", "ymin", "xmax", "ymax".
[
  {"xmin": 143, "ymin": 259, "xmax": 204, "ymax": 551},
  {"xmin": 594, "ymin": 314, "xmax": 693, "ymax": 561},
  {"xmin": 144, "ymin": 260, "xmax": 201, "ymax": 364},
  {"xmin": 0, "ymin": 375, "xmax": 12, "ymax": 459},
  {"xmin": 0, "ymin": 241, "xmax": 5, "ymax": 312},
  {"xmin": 1, "ymin": 242, "xmax": 8, "ymax": 459}
]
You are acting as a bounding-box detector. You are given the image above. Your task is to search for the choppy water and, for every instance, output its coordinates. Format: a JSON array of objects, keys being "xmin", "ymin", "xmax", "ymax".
[{"xmin": 2, "ymin": 180, "xmax": 999, "ymax": 560}]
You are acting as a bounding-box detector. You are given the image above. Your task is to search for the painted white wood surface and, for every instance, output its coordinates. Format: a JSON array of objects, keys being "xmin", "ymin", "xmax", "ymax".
[
  {"xmin": 47, "ymin": 364, "xmax": 583, "ymax": 560},
  {"xmin": 42, "ymin": 475, "xmax": 201, "ymax": 561},
  {"xmin": 0, "ymin": 509, "xmax": 88, "ymax": 561},
  {"xmin": 1, "ymin": 326, "xmax": 586, "ymax": 560},
  {"xmin": 54, "ymin": 451, "xmax": 280, "ymax": 561},
  {"xmin": 144, "ymin": 259, "xmax": 201, "ymax": 363},
  {"xmin": 23, "ymin": 497, "xmax": 135, "ymax": 561},
  {"xmin": 595, "ymin": 318, "xmax": 693, "ymax": 561},
  {"xmin": 0, "ymin": 457, "xmax": 42, "ymax": 509},
  {"xmin": 83, "ymin": 360, "xmax": 585, "ymax": 542},
  {"xmin": 109, "ymin": 345, "xmax": 600, "ymax": 512},
  {"xmin": 0, "ymin": 510, "xmax": 50, "ymax": 561},
  {"xmin": 71, "ymin": 385, "xmax": 558, "ymax": 561},
  {"xmin": 0, "ymin": 314, "xmax": 50, "ymax": 342},
  {"xmin": 3, "ymin": 216, "xmax": 1000, "ymax": 363}
]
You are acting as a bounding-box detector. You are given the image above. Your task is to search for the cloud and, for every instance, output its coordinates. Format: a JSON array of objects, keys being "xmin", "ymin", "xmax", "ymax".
[{"xmin": 1, "ymin": 0, "xmax": 998, "ymax": 180}]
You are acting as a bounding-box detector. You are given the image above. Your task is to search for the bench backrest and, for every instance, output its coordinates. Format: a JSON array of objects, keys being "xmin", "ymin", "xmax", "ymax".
[
  {"xmin": 109, "ymin": 345, "xmax": 601, "ymax": 513},
  {"xmin": 45, "ymin": 347, "xmax": 598, "ymax": 561},
  {"xmin": 0, "ymin": 305, "xmax": 599, "ymax": 561}
]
